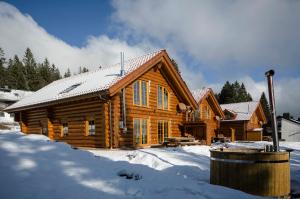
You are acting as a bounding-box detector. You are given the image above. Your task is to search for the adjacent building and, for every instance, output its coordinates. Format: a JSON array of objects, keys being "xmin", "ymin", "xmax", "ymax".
[
  {"xmin": 278, "ymin": 116, "xmax": 300, "ymax": 142},
  {"xmin": 220, "ymin": 101, "xmax": 267, "ymax": 141}
]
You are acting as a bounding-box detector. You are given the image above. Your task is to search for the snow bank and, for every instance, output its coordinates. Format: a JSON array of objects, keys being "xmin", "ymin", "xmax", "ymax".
[{"xmin": 1, "ymin": 131, "xmax": 299, "ymax": 198}]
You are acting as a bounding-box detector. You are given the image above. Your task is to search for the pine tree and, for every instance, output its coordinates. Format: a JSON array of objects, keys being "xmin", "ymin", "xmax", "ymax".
[
  {"xmin": 82, "ymin": 67, "xmax": 89, "ymax": 73},
  {"xmin": 217, "ymin": 81, "xmax": 253, "ymax": 104},
  {"xmin": 23, "ymin": 48, "xmax": 40, "ymax": 91},
  {"xmin": 219, "ymin": 81, "xmax": 234, "ymax": 104},
  {"xmin": 260, "ymin": 92, "xmax": 271, "ymax": 123},
  {"xmin": 64, "ymin": 68, "xmax": 71, "ymax": 78},
  {"xmin": 7, "ymin": 55, "xmax": 29, "ymax": 90},
  {"xmin": 0, "ymin": 47, "xmax": 7, "ymax": 87}
]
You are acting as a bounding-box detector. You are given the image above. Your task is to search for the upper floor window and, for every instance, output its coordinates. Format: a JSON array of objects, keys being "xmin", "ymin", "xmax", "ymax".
[
  {"xmin": 157, "ymin": 85, "xmax": 169, "ymax": 110},
  {"xmin": 204, "ymin": 106, "xmax": 211, "ymax": 119},
  {"xmin": 133, "ymin": 80, "xmax": 148, "ymax": 107}
]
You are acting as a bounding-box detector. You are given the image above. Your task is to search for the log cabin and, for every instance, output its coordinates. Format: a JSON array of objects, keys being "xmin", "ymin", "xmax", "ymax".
[
  {"xmin": 186, "ymin": 88, "xmax": 224, "ymax": 145},
  {"xmin": 220, "ymin": 101, "xmax": 267, "ymax": 141},
  {"xmin": 5, "ymin": 50, "xmax": 198, "ymax": 148}
]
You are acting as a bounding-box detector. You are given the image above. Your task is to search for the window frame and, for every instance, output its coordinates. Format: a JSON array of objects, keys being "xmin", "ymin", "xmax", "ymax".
[
  {"xmin": 60, "ymin": 120, "xmax": 69, "ymax": 137},
  {"xmin": 133, "ymin": 118, "xmax": 149, "ymax": 146},
  {"xmin": 133, "ymin": 80, "xmax": 149, "ymax": 107},
  {"xmin": 157, "ymin": 120, "xmax": 170, "ymax": 144},
  {"xmin": 157, "ymin": 85, "xmax": 169, "ymax": 110},
  {"xmin": 85, "ymin": 117, "xmax": 96, "ymax": 136}
]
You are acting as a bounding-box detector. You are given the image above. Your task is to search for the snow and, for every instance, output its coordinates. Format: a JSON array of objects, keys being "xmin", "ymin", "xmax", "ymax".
[
  {"xmin": 0, "ymin": 131, "xmax": 299, "ymax": 198},
  {"xmin": 191, "ymin": 87, "xmax": 210, "ymax": 103},
  {"xmin": 220, "ymin": 101, "xmax": 260, "ymax": 121}
]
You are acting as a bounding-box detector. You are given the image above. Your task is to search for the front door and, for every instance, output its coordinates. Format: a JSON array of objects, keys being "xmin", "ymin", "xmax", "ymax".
[{"xmin": 41, "ymin": 121, "xmax": 48, "ymax": 136}]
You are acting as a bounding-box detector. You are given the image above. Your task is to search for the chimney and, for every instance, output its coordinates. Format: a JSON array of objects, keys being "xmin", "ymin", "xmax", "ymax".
[{"xmin": 120, "ymin": 52, "xmax": 125, "ymax": 76}]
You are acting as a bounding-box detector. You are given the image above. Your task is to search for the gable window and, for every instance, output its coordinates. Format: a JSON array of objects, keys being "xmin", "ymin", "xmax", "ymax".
[
  {"xmin": 59, "ymin": 83, "xmax": 81, "ymax": 94},
  {"xmin": 133, "ymin": 80, "xmax": 148, "ymax": 107},
  {"xmin": 157, "ymin": 85, "xmax": 169, "ymax": 110},
  {"xmin": 133, "ymin": 118, "xmax": 149, "ymax": 145},
  {"xmin": 158, "ymin": 120, "xmax": 169, "ymax": 144},
  {"xmin": 204, "ymin": 106, "xmax": 211, "ymax": 119},
  {"xmin": 61, "ymin": 122, "xmax": 68, "ymax": 137},
  {"xmin": 85, "ymin": 119, "xmax": 95, "ymax": 136}
]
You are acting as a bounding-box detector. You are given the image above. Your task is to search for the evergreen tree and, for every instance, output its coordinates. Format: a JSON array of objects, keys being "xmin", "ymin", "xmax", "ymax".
[
  {"xmin": 0, "ymin": 47, "xmax": 7, "ymax": 87},
  {"xmin": 82, "ymin": 67, "xmax": 89, "ymax": 73},
  {"xmin": 260, "ymin": 92, "xmax": 271, "ymax": 123},
  {"xmin": 217, "ymin": 81, "xmax": 253, "ymax": 104},
  {"xmin": 23, "ymin": 48, "xmax": 40, "ymax": 91},
  {"xmin": 7, "ymin": 55, "xmax": 29, "ymax": 90},
  {"xmin": 64, "ymin": 68, "xmax": 71, "ymax": 78},
  {"xmin": 218, "ymin": 81, "xmax": 234, "ymax": 104}
]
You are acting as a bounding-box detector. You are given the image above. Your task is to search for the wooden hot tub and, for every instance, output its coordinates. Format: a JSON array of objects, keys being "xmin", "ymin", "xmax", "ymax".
[{"xmin": 210, "ymin": 148, "xmax": 290, "ymax": 197}]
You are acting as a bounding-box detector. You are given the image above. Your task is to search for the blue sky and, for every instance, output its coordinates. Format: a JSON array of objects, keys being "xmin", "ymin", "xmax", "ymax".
[{"xmin": 1, "ymin": 0, "xmax": 300, "ymax": 117}]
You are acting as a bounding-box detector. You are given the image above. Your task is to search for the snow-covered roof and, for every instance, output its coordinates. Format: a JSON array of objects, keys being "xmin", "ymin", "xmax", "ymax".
[
  {"xmin": 0, "ymin": 89, "xmax": 33, "ymax": 102},
  {"xmin": 220, "ymin": 101, "xmax": 260, "ymax": 121},
  {"xmin": 191, "ymin": 88, "xmax": 210, "ymax": 102},
  {"xmin": 6, "ymin": 50, "xmax": 162, "ymax": 110}
]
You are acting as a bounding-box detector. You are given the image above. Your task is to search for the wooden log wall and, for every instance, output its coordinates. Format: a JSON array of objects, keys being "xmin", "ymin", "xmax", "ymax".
[
  {"xmin": 220, "ymin": 121, "xmax": 246, "ymax": 140},
  {"xmin": 115, "ymin": 66, "xmax": 185, "ymax": 147},
  {"xmin": 199, "ymin": 98, "xmax": 218, "ymax": 145}
]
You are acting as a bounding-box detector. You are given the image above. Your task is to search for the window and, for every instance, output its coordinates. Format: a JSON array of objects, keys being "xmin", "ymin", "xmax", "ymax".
[
  {"xmin": 204, "ymin": 106, "xmax": 210, "ymax": 119},
  {"xmin": 0, "ymin": 111, "xmax": 4, "ymax": 117},
  {"xmin": 10, "ymin": 113, "xmax": 15, "ymax": 118},
  {"xmin": 41, "ymin": 122, "xmax": 48, "ymax": 136},
  {"xmin": 59, "ymin": 83, "xmax": 81, "ymax": 94},
  {"xmin": 158, "ymin": 120, "xmax": 169, "ymax": 144},
  {"xmin": 133, "ymin": 118, "xmax": 149, "ymax": 145},
  {"xmin": 133, "ymin": 80, "xmax": 148, "ymax": 106},
  {"xmin": 133, "ymin": 81, "xmax": 140, "ymax": 105},
  {"xmin": 157, "ymin": 86, "xmax": 169, "ymax": 110},
  {"xmin": 88, "ymin": 120, "xmax": 95, "ymax": 135},
  {"xmin": 61, "ymin": 122, "xmax": 68, "ymax": 136}
]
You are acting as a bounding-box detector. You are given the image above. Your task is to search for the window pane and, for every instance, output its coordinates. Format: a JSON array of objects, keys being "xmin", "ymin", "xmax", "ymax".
[
  {"xmin": 158, "ymin": 121, "xmax": 163, "ymax": 144},
  {"xmin": 141, "ymin": 81, "xmax": 147, "ymax": 106},
  {"xmin": 63, "ymin": 123, "xmax": 68, "ymax": 135},
  {"xmin": 142, "ymin": 119, "xmax": 147, "ymax": 144},
  {"xmin": 164, "ymin": 121, "xmax": 168, "ymax": 139},
  {"xmin": 89, "ymin": 120, "xmax": 95, "ymax": 135},
  {"xmin": 158, "ymin": 86, "xmax": 162, "ymax": 108},
  {"xmin": 134, "ymin": 119, "xmax": 140, "ymax": 145},
  {"xmin": 164, "ymin": 89, "xmax": 168, "ymax": 110},
  {"xmin": 134, "ymin": 81, "xmax": 140, "ymax": 105}
]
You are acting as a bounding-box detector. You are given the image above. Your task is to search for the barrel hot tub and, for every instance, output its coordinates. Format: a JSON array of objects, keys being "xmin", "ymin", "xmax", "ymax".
[{"xmin": 210, "ymin": 148, "xmax": 290, "ymax": 197}]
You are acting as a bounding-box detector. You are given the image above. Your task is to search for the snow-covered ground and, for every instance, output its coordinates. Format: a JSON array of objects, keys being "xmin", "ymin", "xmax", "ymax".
[{"xmin": 0, "ymin": 131, "xmax": 299, "ymax": 199}]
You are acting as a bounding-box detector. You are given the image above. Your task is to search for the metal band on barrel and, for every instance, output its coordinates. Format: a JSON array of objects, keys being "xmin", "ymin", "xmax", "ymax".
[{"xmin": 210, "ymin": 157, "xmax": 289, "ymax": 164}]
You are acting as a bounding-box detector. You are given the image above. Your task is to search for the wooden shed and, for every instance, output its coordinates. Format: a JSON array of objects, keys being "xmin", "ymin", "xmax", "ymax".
[
  {"xmin": 5, "ymin": 50, "xmax": 198, "ymax": 148},
  {"xmin": 220, "ymin": 101, "xmax": 267, "ymax": 141}
]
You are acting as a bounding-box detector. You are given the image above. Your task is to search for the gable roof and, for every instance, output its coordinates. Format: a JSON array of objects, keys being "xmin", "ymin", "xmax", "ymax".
[
  {"xmin": 220, "ymin": 101, "xmax": 261, "ymax": 121},
  {"xmin": 6, "ymin": 50, "xmax": 197, "ymax": 111},
  {"xmin": 192, "ymin": 87, "xmax": 224, "ymax": 118}
]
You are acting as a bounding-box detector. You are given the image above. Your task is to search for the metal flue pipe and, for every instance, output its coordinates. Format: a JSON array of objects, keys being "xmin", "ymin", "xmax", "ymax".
[{"xmin": 265, "ymin": 70, "xmax": 279, "ymax": 152}]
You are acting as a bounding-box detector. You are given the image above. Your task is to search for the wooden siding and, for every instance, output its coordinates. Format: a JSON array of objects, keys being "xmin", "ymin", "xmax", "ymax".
[
  {"xmin": 199, "ymin": 98, "xmax": 218, "ymax": 145},
  {"xmin": 20, "ymin": 97, "xmax": 107, "ymax": 148},
  {"xmin": 114, "ymin": 66, "xmax": 185, "ymax": 147}
]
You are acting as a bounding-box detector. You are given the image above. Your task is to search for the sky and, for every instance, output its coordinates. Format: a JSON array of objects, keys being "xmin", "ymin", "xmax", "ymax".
[{"xmin": 0, "ymin": 0, "xmax": 300, "ymax": 117}]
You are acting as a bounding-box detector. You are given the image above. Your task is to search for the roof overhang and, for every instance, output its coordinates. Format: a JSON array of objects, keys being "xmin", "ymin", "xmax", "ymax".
[{"xmin": 198, "ymin": 88, "xmax": 225, "ymax": 118}]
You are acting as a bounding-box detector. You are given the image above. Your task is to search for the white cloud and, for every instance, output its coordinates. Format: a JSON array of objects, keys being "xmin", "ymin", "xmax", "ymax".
[
  {"xmin": 112, "ymin": 0, "xmax": 300, "ymax": 71},
  {"xmin": 0, "ymin": 2, "xmax": 151, "ymax": 73}
]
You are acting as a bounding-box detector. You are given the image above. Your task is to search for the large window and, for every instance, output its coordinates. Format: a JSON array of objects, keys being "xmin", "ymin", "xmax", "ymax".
[
  {"xmin": 133, "ymin": 118, "xmax": 149, "ymax": 145},
  {"xmin": 204, "ymin": 106, "xmax": 211, "ymax": 119},
  {"xmin": 158, "ymin": 120, "xmax": 169, "ymax": 144},
  {"xmin": 157, "ymin": 85, "xmax": 169, "ymax": 110},
  {"xmin": 133, "ymin": 80, "xmax": 148, "ymax": 106}
]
